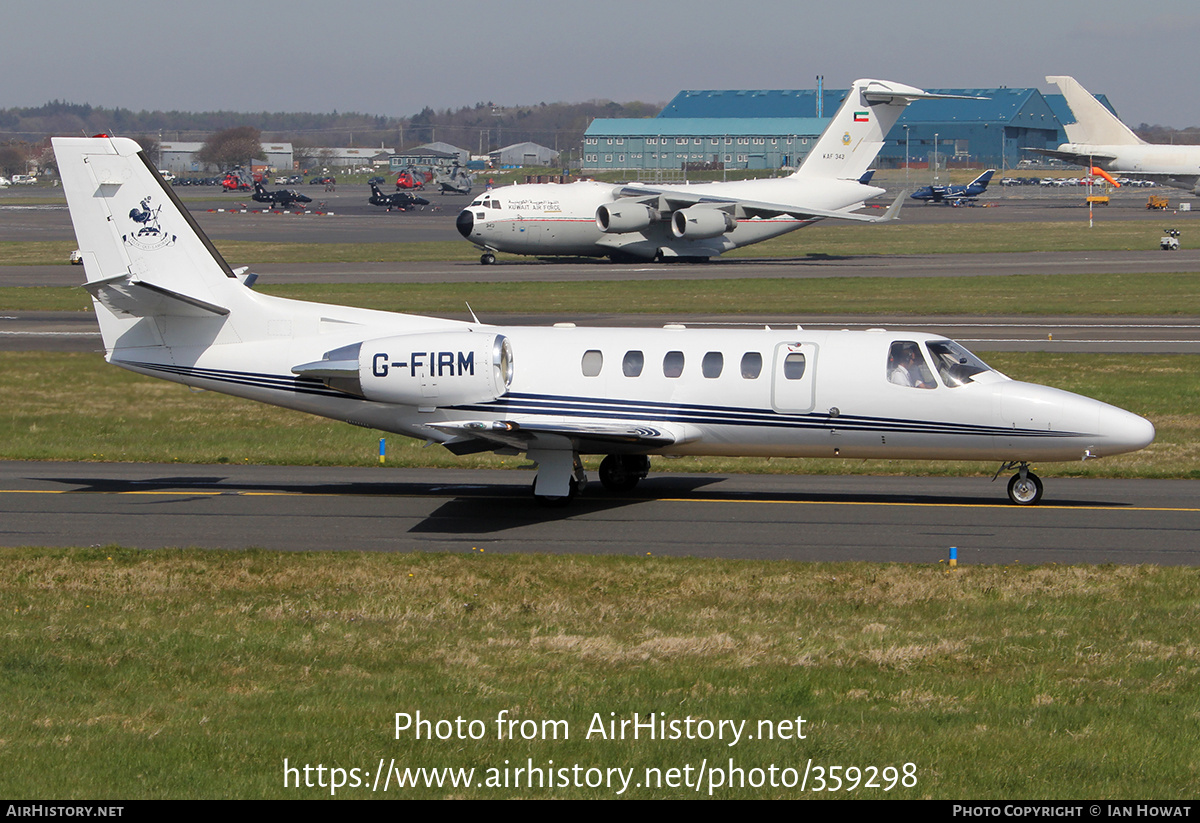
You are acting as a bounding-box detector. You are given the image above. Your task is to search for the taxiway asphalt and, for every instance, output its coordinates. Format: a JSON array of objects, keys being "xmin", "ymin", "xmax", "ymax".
[{"xmin": 2, "ymin": 462, "xmax": 1195, "ymax": 564}]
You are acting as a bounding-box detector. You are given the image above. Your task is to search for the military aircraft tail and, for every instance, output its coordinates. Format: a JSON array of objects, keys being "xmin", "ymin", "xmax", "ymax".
[
  {"xmin": 53, "ymin": 136, "xmax": 267, "ymax": 356},
  {"xmin": 1047, "ymin": 76, "xmax": 1143, "ymax": 146},
  {"xmin": 796, "ymin": 79, "xmax": 935, "ymax": 181}
]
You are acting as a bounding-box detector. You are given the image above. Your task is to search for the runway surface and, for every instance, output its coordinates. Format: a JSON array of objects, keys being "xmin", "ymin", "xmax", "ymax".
[
  {"xmin": 2, "ymin": 462, "xmax": 1195, "ymax": 564},
  {"xmin": 8, "ymin": 247, "xmax": 1200, "ymax": 288}
]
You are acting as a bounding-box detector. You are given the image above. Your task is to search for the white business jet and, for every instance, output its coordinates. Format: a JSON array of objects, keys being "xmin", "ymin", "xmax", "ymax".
[
  {"xmin": 1030, "ymin": 75, "xmax": 1200, "ymax": 194},
  {"xmin": 55, "ymin": 135, "xmax": 1154, "ymax": 505},
  {"xmin": 457, "ymin": 78, "xmax": 959, "ymax": 264}
]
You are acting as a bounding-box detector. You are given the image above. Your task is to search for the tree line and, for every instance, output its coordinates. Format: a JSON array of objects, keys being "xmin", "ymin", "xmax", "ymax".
[{"xmin": 0, "ymin": 98, "xmax": 665, "ymax": 175}]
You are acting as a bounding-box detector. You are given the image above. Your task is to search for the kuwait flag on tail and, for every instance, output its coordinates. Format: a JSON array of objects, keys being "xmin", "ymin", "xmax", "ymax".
[{"xmin": 854, "ymin": 111, "xmax": 869, "ymax": 122}]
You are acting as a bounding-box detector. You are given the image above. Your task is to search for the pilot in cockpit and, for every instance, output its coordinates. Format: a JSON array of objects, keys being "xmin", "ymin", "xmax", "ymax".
[{"xmin": 887, "ymin": 342, "xmax": 935, "ymax": 389}]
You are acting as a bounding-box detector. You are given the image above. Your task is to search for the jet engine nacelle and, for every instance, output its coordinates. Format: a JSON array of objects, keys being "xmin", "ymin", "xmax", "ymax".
[
  {"xmin": 596, "ymin": 200, "xmax": 656, "ymax": 233},
  {"xmin": 671, "ymin": 207, "xmax": 735, "ymax": 239},
  {"xmin": 359, "ymin": 331, "xmax": 513, "ymax": 407}
]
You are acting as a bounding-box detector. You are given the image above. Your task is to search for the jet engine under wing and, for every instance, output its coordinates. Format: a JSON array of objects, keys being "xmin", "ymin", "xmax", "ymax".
[
  {"xmin": 611, "ymin": 185, "xmax": 907, "ymax": 223},
  {"xmin": 428, "ymin": 418, "xmax": 691, "ymax": 454}
]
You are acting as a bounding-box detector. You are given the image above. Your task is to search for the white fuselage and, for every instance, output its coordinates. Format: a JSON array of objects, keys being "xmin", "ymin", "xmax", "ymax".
[
  {"xmin": 108, "ymin": 294, "xmax": 1154, "ymax": 467},
  {"xmin": 457, "ymin": 177, "xmax": 883, "ymax": 261},
  {"xmin": 1058, "ymin": 142, "xmax": 1200, "ymax": 194}
]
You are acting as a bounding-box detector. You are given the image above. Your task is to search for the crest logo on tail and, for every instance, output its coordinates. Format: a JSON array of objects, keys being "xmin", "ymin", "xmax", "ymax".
[{"xmin": 124, "ymin": 196, "xmax": 176, "ymax": 250}]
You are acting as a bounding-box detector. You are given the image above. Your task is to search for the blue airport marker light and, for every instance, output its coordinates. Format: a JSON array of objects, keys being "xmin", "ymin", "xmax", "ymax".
[
  {"xmin": 949, "ymin": 546, "xmax": 958, "ymax": 568},
  {"xmin": 379, "ymin": 438, "xmax": 386, "ymax": 465}
]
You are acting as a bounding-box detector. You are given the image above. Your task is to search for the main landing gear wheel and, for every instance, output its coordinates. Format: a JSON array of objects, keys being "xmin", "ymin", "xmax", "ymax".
[
  {"xmin": 598, "ymin": 454, "xmax": 650, "ymax": 493},
  {"xmin": 1007, "ymin": 471, "xmax": 1044, "ymax": 506},
  {"xmin": 532, "ymin": 475, "xmax": 582, "ymax": 507},
  {"xmin": 480, "ymin": 252, "xmax": 496, "ymax": 265}
]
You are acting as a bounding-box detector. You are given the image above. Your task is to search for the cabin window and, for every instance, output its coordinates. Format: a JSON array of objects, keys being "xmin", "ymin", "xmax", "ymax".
[
  {"xmin": 887, "ymin": 341, "xmax": 936, "ymax": 389},
  {"xmin": 925, "ymin": 340, "xmax": 992, "ymax": 387},
  {"xmin": 702, "ymin": 352, "xmax": 724, "ymax": 378},
  {"xmin": 622, "ymin": 350, "xmax": 644, "ymax": 377},
  {"xmin": 783, "ymin": 352, "xmax": 806, "ymax": 380},
  {"xmin": 581, "ymin": 350, "xmax": 603, "ymax": 377},
  {"xmin": 663, "ymin": 351, "xmax": 685, "ymax": 378},
  {"xmin": 740, "ymin": 352, "xmax": 763, "ymax": 378}
]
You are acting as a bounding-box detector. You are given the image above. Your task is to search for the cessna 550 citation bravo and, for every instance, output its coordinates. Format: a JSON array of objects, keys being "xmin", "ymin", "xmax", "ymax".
[
  {"xmin": 55, "ymin": 135, "xmax": 1154, "ymax": 505},
  {"xmin": 457, "ymin": 78, "xmax": 965, "ymax": 264}
]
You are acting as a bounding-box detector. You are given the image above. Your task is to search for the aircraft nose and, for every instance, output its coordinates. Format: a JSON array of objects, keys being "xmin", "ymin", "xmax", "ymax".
[
  {"xmin": 456, "ymin": 209, "xmax": 474, "ymax": 239},
  {"xmin": 1097, "ymin": 404, "xmax": 1156, "ymax": 456}
]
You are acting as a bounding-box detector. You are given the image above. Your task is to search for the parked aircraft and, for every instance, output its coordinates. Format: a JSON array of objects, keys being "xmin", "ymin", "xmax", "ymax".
[
  {"xmin": 457, "ymin": 79, "xmax": 970, "ymax": 265},
  {"xmin": 53, "ymin": 135, "xmax": 1155, "ymax": 506},
  {"xmin": 252, "ymin": 182, "xmax": 313, "ymax": 209},
  {"xmin": 910, "ymin": 169, "xmax": 996, "ymax": 205},
  {"xmin": 437, "ymin": 164, "xmax": 474, "ymax": 195},
  {"xmin": 369, "ymin": 183, "xmax": 429, "ymax": 211},
  {"xmin": 396, "ymin": 168, "xmax": 432, "ymax": 190},
  {"xmin": 220, "ymin": 171, "xmax": 251, "ymax": 192},
  {"xmin": 1029, "ymin": 76, "xmax": 1200, "ymax": 195}
]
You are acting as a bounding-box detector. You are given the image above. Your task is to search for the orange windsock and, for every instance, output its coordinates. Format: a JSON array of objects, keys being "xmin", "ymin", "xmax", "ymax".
[{"xmin": 1091, "ymin": 166, "xmax": 1119, "ymax": 187}]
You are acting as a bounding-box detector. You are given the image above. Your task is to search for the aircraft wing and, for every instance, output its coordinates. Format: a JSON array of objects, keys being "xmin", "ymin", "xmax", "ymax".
[
  {"xmin": 612, "ymin": 185, "xmax": 906, "ymax": 223},
  {"xmin": 1024, "ymin": 146, "xmax": 1118, "ymax": 165},
  {"xmin": 428, "ymin": 418, "xmax": 691, "ymax": 453}
]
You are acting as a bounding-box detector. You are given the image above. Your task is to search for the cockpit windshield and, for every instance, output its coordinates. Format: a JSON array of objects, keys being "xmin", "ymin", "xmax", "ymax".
[{"xmin": 925, "ymin": 340, "xmax": 993, "ymax": 387}]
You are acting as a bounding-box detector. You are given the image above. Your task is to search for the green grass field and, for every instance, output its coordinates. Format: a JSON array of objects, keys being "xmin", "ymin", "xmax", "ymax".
[
  {"xmin": 2, "ymin": 548, "xmax": 1197, "ymax": 799},
  {"xmin": 3, "ymin": 270, "xmax": 1200, "ymax": 316}
]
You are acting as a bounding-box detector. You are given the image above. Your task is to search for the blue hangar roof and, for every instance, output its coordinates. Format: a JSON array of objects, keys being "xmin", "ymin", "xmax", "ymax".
[{"xmin": 586, "ymin": 117, "xmax": 828, "ymax": 137}]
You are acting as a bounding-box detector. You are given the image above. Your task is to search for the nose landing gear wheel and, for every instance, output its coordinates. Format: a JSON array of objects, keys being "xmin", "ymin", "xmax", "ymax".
[
  {"xmin": 480, "ymin": 252, "xmax": 496, "ymax": 265},
  {"xmin": 1007, "ymin": 471, "xmax": 1043, "ymax": 506}
]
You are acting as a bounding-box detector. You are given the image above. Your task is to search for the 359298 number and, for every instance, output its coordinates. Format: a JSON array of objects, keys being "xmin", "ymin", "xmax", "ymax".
[{"xmin": 804, "ymin": 762, "xmax": 917, "ymax": 792}]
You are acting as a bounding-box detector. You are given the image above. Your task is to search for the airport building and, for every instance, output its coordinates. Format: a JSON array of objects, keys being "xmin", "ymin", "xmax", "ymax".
[
  {"xmin": 490, "ymin": 142, "xmax": 560, "ymax": 168},
  {"xmin": 584, "ymin": 118, "xmax": 825, "ymax": 173},
  {"xmin": 389, "ymin": 146, "xmax": 461, "ymax": 171},
  {"xmin": 584, "ymin": 85, "xmax": 1106, "ymax": 172},
  {"xmin": 159, "ymin": 142, "xmax": 295, "ymax": 174}
]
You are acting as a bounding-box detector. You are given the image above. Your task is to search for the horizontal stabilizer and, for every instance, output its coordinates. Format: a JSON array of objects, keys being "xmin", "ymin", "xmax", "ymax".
[{"xmin": 84, "ymin": 274, "xmax": 229, "ymax": 318}]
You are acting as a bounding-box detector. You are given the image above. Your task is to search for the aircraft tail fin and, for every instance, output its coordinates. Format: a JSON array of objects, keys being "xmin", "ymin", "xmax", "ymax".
[
  {"xmin": 796, "ymin": 79, "xmax": 979, "ymax": 181},
  {"xmin": 1047, "ymin": 76, "xmax": 1143, "ymax": 146},
  {"xmin": 972, "ymin": 169, "xmax": 996, "ymax": 189},
  {"xmin": 53, "ymin": 136, "xmax": 259, "ymax": 355}
]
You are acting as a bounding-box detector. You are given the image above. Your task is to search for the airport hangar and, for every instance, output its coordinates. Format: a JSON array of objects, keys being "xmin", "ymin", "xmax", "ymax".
[{"xmin": 583, "ymin": 85, "xmax": 1119, "ymax": 173}]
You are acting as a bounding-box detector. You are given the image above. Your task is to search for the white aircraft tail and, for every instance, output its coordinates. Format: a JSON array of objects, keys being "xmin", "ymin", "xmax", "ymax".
[
  {"xmin": 796, "ymin": 79, "xmax": 953, "ymax": 181},
  {"xmin": 53, "ymin": 136, "xmax": 268, "ymax": 356},
  {"xmin": 1047, "ymin": 75, "xmax": 1144, "ymax": 146}
]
